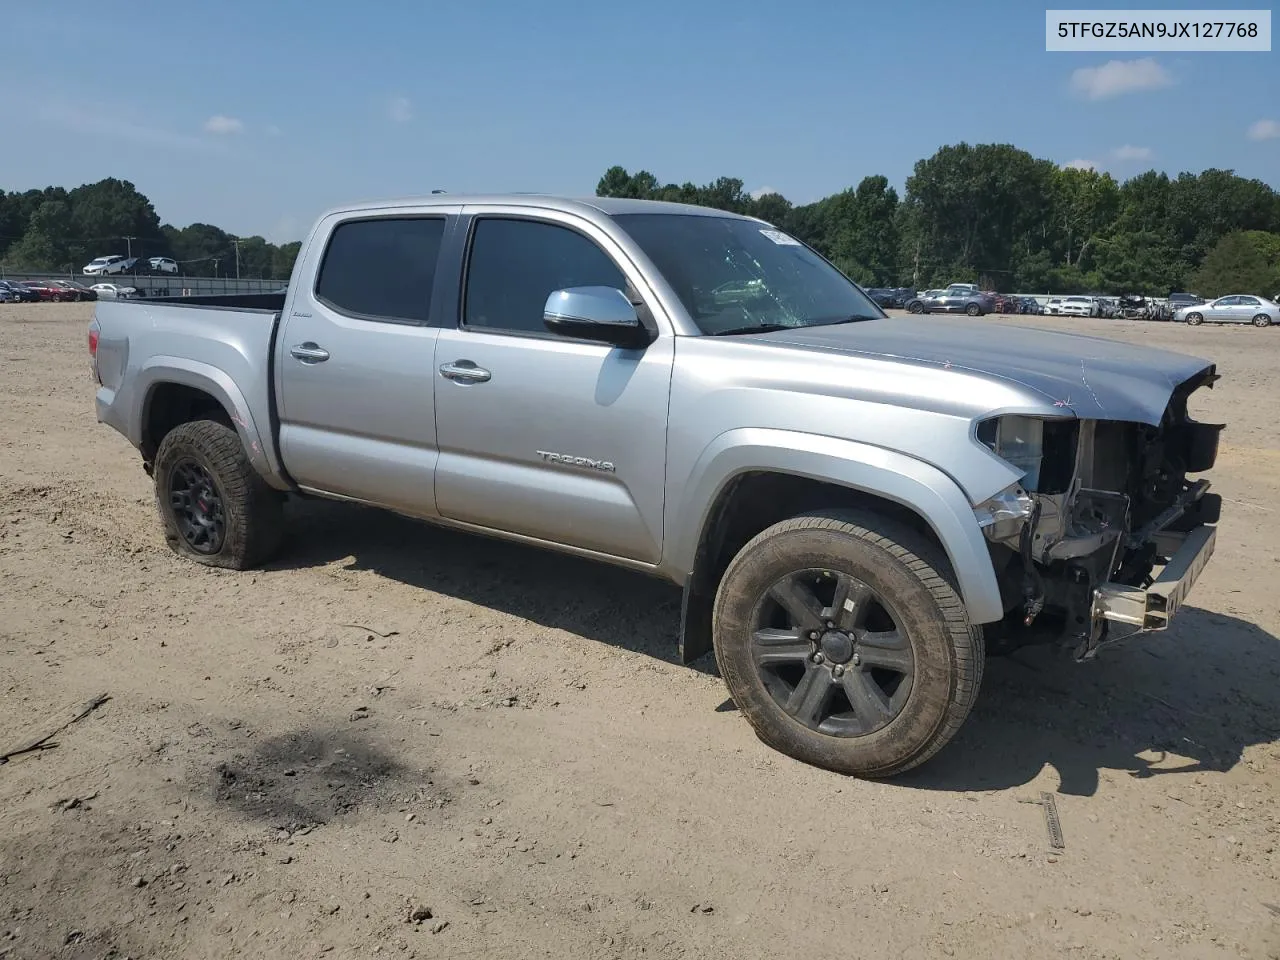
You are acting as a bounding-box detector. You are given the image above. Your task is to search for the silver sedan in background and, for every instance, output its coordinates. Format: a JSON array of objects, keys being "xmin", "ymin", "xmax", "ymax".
[{"xmin": 1176, "ymin": 294, "xmax": 1278, "ymax": 327}]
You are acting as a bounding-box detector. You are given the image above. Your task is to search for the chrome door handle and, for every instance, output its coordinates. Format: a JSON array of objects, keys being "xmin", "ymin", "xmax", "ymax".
[
  {"xmin": 290, "ymin": 343, "xmax": 330, "ymax": 363},
  {"xmin": 439, "ymin": 360, "xmax": 491, "ymax": 383}
]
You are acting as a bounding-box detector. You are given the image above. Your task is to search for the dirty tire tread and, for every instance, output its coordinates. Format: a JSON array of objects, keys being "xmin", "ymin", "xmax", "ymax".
[
  {"xmin": 712, "ymin": 509, "xmax": 983, "ymax": 779},
  {"xmin": 154, "ymin": 419, "xmax": 284, "ymax": 570}
]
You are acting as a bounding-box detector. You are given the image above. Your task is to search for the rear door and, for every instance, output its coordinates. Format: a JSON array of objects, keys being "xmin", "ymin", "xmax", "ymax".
[
  {"xmin": 431, "ymin": 209, "xmax": 674, "ymax": 564},
  {"xmin": 1235, "ymin": 296, "xmax": 1264, "ymax": 321},
  {"xmin": 275, "ymin": 207, "xmax": 459, "ymax": 515}
]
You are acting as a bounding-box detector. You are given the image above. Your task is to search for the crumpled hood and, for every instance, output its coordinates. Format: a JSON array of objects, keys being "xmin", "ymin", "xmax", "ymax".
[{"xmin": 754, "ymin": 315, "xmax": 1216, "ymax": 425}]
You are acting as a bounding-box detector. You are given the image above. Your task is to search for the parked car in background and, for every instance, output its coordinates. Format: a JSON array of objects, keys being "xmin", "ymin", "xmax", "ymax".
[
  {"xmin": 865, "ymin": 287, "xmax": 917, "ymax": 309},
  {"xmin": 1177, "ymin": 295, "xmax": 1278, "ymax": 327},
  {"xmin": 0, "ymin": 280, "xmax": 41, "ymax": 303},
  {"xmin": 148, "ymin": 257, "xmax": 179, "ymax": 274},
  {"xmin": 1043, "ymin": 297, "xmax": 1063, "ymax": 315},
  {"xmin": 16, "ymin": 280, "xmax": 70, "ymax": 301},
  {"xmin": 1017, "ymin": 297, "xmax": 1043, "ymax": 315},
  {"xmin": 1094, "ymin": 297, "xmax": 1121, "ymax": 319},
  {"xmin": 50, "ymin": 280, "xmax": 98, "ymax": 301},
  {"xmin": 83, "ymin": 255, "xmax": 137, "ymax": 276},
  {"xmin": 906, "ymin": 285, "xmax": 994, "ymax": 316},
  {"xmin": 1058, "ymin": 296, "xmax": 1096, "ymax": 318},
  {"xmin": 1167, "ymin": 292, "xmax": 1205, "ymax": 314},
  {"xmin": 90, "ymin": 283, "xmax": 140, "ymax": 299}
]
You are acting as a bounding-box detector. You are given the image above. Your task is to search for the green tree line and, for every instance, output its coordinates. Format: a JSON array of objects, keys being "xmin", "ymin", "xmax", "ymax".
[
  {"xmin": 0, "ymin": 178, "xmax": 300, "ymax": 280},
  {"xmin": 598, "ymin": 142, "xmax": 1280, "ymax": 298}
]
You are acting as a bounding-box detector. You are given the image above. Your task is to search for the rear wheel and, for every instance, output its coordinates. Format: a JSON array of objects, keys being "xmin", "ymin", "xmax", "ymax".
[
  {"xmin": 965, "ymin": 303, "xmax": 981, "ymax": 316},
  {"xmin": 712, "ymin": 510, "xmax": 983, "ymax": 778},
  {"xmin": 154, "ymin": 419, "xmax": 284, "ymax": 569},
  {"xmin": 1253, "ymin": 313, "xmax": 1272, "ymax": 328},
  {"xmin": 908, "ymin": 302, "xmax": 924, "ymax": 314}
]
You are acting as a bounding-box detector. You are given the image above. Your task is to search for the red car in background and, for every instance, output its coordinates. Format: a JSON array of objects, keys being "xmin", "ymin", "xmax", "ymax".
[
  {"xmin": 50, "ymin": 280, "xmax": 98, "ymax": 301},
  {"xmin": 16, "ymin": 280, "xmax": 70, "ymax": 302}
]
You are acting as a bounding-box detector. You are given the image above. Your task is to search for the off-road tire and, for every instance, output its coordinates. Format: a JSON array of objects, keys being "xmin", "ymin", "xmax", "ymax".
[
  {"xmin": 154, "ymin": 418, "xmax": 284, "ymax": 569},
  {"xmin": 712, "ymin": 509, "xmax": 983, "ymax": 778}
]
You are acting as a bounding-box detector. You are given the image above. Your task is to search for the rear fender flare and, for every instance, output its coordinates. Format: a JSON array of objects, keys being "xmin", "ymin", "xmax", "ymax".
[{"xmin": 136, "ymin": 357, "xmax": 277, "ymax": 482}]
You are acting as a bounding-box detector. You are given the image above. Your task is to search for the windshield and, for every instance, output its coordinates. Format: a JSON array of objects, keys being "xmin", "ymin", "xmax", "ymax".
[{"xmin": 611, "ymin": 213, "xmax": 883, "ymax": 334}]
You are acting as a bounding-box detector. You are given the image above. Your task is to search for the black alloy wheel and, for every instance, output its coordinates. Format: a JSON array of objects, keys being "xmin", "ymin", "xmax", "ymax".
[
  {"xmin": 167, "ymin": 458, "xmax": 227, "ymax": 554},
  {"xmin": 751, "ymin": 569, "xmax": 913, "ymax": 736}
]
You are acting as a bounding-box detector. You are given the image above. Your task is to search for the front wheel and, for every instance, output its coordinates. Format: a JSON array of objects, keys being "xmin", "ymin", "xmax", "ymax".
[
  {"xmin": 1253, "ymin": 313, "xmax": 1272, "ymax": 328},
  {"xmin": 1186, "ymin": 312, "xmax": 1203, "ymax": 325},
  {"xmin": 712, "ymin": 510, "xmax": 983, "ymax": 778},
  {"xmin": 154, "ymin": 419, "xmax": 285, "ymax": 569}
]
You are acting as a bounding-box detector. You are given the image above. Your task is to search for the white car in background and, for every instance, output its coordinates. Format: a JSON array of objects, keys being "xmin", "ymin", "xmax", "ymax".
[
  {"xmin": 83, "ymin": 255, "xmax": 139, "ymax": 276},
  {"xmin": 1044, "ymin": 297, "xmax": 1063, "ymax": 315},
  {"xmin": 89, "ymin": 283, "xmax": 139, "ymax": 299},
  {"xmin": 148, "ymin": 257, "xmax": 179, "ymax": 274},
  {"xmin": 1058, "ymin": 296, "xmax": 1097, "ymax": 318},
  {"xmin": 1177, "ymin": 295, "xmax": 1278, "ymax": 327}
]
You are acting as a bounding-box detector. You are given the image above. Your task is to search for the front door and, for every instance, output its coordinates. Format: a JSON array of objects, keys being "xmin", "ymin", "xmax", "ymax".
[
  {"xmin": 432, "ymin": 212, "xmax": 673, "ymax": 564},
  {"xmin": 275, "ymin": 210, "xmax": 456, "ymax": 515}
]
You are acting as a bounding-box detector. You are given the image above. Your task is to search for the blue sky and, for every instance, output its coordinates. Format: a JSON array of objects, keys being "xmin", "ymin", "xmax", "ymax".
[{"xmin": 2, "ymin": 0, "xmax": 1276, "ymax": 242}]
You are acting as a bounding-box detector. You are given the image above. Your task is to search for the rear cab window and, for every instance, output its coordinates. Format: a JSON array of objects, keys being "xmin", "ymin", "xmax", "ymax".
[{"xmin": 314, "ymin": 216, "xmax": 447, "ymax": 324}]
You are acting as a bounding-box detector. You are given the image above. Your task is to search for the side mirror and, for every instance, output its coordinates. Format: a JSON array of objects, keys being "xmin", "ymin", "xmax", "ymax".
[{"xmin": 543, "ymin": 286, "xmax": 653, "ymax": 349}]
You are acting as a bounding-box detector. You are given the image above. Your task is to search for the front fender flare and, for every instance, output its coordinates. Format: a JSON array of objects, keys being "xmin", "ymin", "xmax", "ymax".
[
  {"xmin": 667, "ymin": 429, "xmax": 1005, "ymax": 659},
  {"xmin": 135, "ymin": 357, "xmax": 276, "ymax": 481}
]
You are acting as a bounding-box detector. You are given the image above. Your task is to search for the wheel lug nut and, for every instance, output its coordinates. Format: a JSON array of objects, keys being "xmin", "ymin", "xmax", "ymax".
[
  {"xmin": 832, "ymin": 664, "xmax": 845, "ymax": 677},
  {"xmin": 852, "ymin": 653, "xmax": 861, "ymax": 666},
  {"xmin": 808, "ymin": 631, "xmax": 820, "ymax": 641},
  {"xmin": 812, "ymin": 652, "xmax": 825, "ymax": 664}
]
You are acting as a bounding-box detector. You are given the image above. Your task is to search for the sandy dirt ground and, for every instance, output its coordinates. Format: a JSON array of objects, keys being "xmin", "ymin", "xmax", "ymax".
[{"xmin": 1, "ymin": 302, "xmax": 1278, "ymax": 960}]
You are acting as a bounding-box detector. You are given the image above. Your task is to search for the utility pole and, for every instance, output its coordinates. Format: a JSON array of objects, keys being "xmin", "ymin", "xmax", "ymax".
[{"xmin": 230, "ymin": 237, "xmax": 243, "ymax": 279}]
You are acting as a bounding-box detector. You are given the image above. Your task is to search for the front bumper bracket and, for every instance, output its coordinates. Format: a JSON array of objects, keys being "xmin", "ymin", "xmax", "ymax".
[{"xmin": 1093, "ymin": 524, "xmax": 1217, "ymax": 631}]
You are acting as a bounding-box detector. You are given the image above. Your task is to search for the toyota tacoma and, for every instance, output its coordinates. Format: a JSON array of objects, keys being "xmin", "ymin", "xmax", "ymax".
[{"xmin": 88, "ymin": 194, "xmax": 1224, "ymax": 777}]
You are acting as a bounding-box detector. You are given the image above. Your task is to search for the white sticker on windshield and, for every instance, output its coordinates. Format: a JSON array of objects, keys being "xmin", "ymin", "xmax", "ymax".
[{"xmin": 759, "ymin": 229, "xmax": 802, "ymax": 246}]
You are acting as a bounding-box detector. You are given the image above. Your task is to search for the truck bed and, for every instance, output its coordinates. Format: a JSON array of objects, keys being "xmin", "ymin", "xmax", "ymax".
[{"xmin": 90, "ymin": 296, "xmax": 288, "ymax": 488}]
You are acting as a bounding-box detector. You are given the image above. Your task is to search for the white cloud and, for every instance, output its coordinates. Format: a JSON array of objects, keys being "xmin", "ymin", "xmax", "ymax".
[
  {"xmin": 1113, "ymin": 144, "xmax": 1153, "ymax": 161},
  {"xmin": 1247, "ymin": 119, "xmax": 1280, "ymax": 141},
  {"xmin": 1069, "ymin": 58, "xmax": 1173, "ymax": 100},
  {"xmin": 750, "ymin": 186, "xmax": 780, "ymax": 200},
  {"xmin": 386, "ymin": 96, "xmax": 413, "ymax": 123},
  {"xmin": 204, "ymin": 114, "xmax": 244, "ymax": 135},
  {"xmin": 1063, "ymin": 158, "xmax": 1097, "ymax": 171}
]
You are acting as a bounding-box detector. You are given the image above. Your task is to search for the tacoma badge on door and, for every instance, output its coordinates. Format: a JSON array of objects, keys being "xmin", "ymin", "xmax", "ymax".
[{"xmin": 536, "ymin": 450, "xmax": 617, "ymax": 473}]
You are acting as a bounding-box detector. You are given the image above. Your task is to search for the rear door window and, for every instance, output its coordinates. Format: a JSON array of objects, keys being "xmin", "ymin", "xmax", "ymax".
[{"xmin": 314, "ymin": 216, "xmax": 447, "ymax": 324}]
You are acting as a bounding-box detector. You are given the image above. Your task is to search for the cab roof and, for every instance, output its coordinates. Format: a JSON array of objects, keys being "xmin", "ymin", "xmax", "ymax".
[{"xmin": 316, "ymin": 193, "xmax": 762, "ymax": 222}]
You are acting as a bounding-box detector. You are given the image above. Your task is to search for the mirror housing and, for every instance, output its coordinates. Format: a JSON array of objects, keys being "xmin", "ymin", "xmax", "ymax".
[{"xmin": 543, "ymin": 286, "xmax": 653, "ymax": 349}]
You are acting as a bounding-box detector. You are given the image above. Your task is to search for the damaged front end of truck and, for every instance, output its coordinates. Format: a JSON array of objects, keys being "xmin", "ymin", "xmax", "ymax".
[{"xmin": 972, "ymin": 366, "xmax": 1224, "ymax": 660}]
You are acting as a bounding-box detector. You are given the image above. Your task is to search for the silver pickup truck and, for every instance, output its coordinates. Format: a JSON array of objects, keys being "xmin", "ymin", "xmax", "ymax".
[{"xmin": 89, "ymin": 194, "xmax": 1224, "ymax": 778}]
